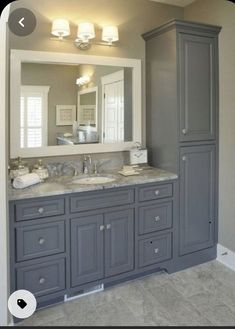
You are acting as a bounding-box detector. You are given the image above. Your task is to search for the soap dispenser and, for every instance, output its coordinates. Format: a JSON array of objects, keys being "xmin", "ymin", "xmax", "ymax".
[
  {"xmin": 32, "ymin": 159, "xmax": 49, "ymax": 181},
  {"xmin": 9, "ymin": 157, "xmax": 29, "ymax": 180}
]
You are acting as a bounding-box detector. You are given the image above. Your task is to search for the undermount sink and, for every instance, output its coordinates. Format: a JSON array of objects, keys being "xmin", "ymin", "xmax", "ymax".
[{"xmin": 72, "ymin": 176, "xmax": 117, "ymax": 185}]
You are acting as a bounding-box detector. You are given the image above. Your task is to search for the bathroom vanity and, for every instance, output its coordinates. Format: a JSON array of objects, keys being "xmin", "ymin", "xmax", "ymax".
[
  {"xmin": 9, "ymin": 169, "xmax": 184, "ymax": 310},
  {"xmin": 8, "ymin": 18, "xmax": 221, "ymax": 317}
]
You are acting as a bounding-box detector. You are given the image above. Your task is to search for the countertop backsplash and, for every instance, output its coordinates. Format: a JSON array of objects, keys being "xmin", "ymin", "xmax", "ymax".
[{"xmin": 17, "ymin": 152, "xmax": 126, "ymax": 178}]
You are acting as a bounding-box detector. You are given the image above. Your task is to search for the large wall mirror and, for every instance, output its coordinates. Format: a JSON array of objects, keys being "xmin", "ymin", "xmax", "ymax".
[{"xmin": 10, "ymin": 50, "xmax": 142, "ymax": 158}]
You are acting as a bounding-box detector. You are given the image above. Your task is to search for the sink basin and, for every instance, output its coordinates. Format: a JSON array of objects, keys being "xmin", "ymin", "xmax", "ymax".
[{"xmin": 72, "ymin": 176, "xmax": 116, "ymax": 185}]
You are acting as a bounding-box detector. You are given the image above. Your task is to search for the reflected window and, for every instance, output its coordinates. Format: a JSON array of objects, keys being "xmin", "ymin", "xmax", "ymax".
[{"xmin": 20, "ymin": 86, "xmax": 50, "ymax": 148}]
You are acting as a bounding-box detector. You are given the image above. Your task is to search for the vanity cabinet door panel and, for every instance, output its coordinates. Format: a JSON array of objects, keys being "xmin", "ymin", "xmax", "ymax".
[
  {"xmin": 71, "ymin": 215, "xmax": 104, "ymax": 287},
  {"xmin": 16, "ymin": 221, "xmax": 65, "ymax": 262},
  {"xmin": 16, "ymin": 258, "xmax": 65, "ymax": 297},
  {"xmin": 70, "ymin": 189, "xmax": 134, "ymax": 213},
  {"xmin": 179, "ymin": 33, "xmax": 216, "ymax": 142},
  {"xmin": 104, "ymin": 209, "xmax": 134, "ymax": 277},
  {"xmin": 15, "ymin": 198, "xmax": 65, "ymax": 222},
  {"xmin": 180, "ymin": 145, "xmax": 215, "ymax": 255}
]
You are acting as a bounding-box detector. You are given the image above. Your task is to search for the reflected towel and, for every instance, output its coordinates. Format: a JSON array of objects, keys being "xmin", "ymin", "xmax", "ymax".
[{"xmin": 13, "ymin": 173, "xmax": 41, "ymax": 189}]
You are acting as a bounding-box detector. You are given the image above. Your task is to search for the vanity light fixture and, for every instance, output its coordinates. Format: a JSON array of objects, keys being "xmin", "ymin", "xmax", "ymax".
[
  {"xmin": 51, "ymin": 19, "xmax": 119, "ymax": 50},
  {"xmin": 102, "ymin": 26, "xmax": 119, "ymax": 45},
  {"xmin": 51, "ymin": 19, "xmax": 70, "ymax": 40},
  {"xmin": 76, "ymin": 76, "xmax": 90, "ymax": 86}
]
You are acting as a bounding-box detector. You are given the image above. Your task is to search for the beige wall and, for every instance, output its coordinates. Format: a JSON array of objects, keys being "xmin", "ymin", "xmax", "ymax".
[{"xmin": 184, "ymin": 0, "xmax": 235, "ymax": 252}]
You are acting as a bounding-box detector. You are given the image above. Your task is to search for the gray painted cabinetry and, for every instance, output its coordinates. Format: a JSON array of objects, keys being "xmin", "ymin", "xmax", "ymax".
[
  {"xmin": 143, "ymin": 20, "xmax": 221, "ymax": 262},
  {"xmin": 10, "ymin": 181, "xmax": 176, "ymax": 315}
]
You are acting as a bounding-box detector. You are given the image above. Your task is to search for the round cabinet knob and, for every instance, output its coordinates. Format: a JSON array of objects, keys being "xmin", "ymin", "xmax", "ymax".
[
  {"xmin": 182, "ymin": 156, "xmax": 187, "ymax": 162},
  {"xmin": 154, "ymin": 248, "xmax": 159, "ymax": 254},
  {"xmin": 99, "ymin": 225, "xmax": 105, "ymax": 231},
  {"xmin": 182, "ymin": 129, "xmax": 187, "ymax": 135},
  {"xmin": 38, "ymin": 207, "xmax": 44, "ymax": 214},
  {"xmin": 106, "ymin": 224, "xmax": 111, "ymax": 230},
  {"xmin": 155, "ymin": 216, "xmax": 160, "ymax": 222},
  {"xmin": 38, "ymin": 237, "xmax": 45, "ymax": 245},
  {"xmin": 39, "ymin": 277, "xmax": 45, "ymax": 285},
  {"xmin": 155, "ymin": 190, "xmax": 160, "ymax": 196}
]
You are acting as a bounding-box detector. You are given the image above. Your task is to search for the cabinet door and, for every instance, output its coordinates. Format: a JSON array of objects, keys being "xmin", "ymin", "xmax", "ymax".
[
  {"xmin": 179, "ymin": 33, "xmax": 216, "ymax": 142},
  {"xmin": 71, "ymin": 215, "xmax": 104, "ymax": 287},
  {"xmin": 180, "ymin": 145, "xmax": 216, "ymax": 255},
  {"xmin": 105, "ymin": 209, "xmax": 134, "ymax": 277}
]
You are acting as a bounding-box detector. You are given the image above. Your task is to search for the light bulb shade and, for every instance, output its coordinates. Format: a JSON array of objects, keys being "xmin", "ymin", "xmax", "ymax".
[
  {"xmin": 102, "ymin": 26, "xmax": 119, "ymax": 43},
  {"xmin": 77, "ymin": 22, "xmax": 95, "ymax": 40},
  {"xmin": 51, "ymin": 19, "xmax": 70, "ymax": 37},
  {"xmin": 76, "ymin": 76, "xmax": 90, "ymax": 86}
]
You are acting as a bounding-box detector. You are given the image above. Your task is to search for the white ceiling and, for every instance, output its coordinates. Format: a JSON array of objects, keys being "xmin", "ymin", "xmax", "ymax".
[{"xmin": 150, "ymin": 0, "xmax": 195, "ymax": 7}]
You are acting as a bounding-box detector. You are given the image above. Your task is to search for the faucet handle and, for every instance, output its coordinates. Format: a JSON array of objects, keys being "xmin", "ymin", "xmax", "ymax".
[
  {"xmin": 94, "ymin": 162, "xmax": 98, "ymax": 174},
  {"xmin": 88, "ymin": 154, "xmax": 92, "ymax": 164}
]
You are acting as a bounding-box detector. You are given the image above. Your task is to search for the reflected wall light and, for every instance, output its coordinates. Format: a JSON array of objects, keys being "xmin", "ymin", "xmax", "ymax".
[{"xmin": 76, "ymin": 76, "xmax": 90, "ymax": 86}]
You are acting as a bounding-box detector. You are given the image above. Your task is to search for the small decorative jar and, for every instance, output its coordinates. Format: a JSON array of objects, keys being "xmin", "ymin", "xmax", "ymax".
[
  {"xmin": 32, "ymin": 159, "xmax": 49, "ymax": 181},
  {"xmin": 9, "ymin": 157, "xmax": 29, "ymax": 180}
]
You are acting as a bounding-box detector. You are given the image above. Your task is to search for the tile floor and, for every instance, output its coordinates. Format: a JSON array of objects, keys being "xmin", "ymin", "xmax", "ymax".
[{"xmin": 18, "ymin": 261, "xmax": 235, "ymax": 326}]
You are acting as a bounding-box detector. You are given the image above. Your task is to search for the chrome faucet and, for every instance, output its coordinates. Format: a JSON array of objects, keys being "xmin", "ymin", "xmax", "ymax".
[{"xmin": 83, "ymin": 155, "xmax": 91, "ymax": 174}]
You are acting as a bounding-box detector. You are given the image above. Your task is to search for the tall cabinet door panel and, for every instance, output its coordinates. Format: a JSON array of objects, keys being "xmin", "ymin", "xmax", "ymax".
[
  {"xmin": 105, "ymin": 209, "xmax": 134, "ymax": 277},
  {"xmin": 179, "ymin": 33, "xmax": 216, "ymax": 142},
  {"xmin": 180, "ymin": 145, "xmax": 216, "ymax": 255},
  {"xmin": 71, "ymin": 215, "xmax": 104, "ymax": 287}
]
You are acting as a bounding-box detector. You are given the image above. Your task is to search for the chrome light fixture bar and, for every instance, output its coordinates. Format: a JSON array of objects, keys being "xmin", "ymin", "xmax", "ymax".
[{"xmin": 51, "ymin": 19, "xmax": 119, "ymax": 50}]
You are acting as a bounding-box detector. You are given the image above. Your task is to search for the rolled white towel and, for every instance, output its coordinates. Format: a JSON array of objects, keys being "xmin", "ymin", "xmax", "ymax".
[{"xmin": 13, "ymin": 173, "xmax": 41, "ymax": 189}]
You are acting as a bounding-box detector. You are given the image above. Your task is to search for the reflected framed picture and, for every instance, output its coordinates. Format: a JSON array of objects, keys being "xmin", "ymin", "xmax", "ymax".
[
  {"xmin": 79, "ymin": 105, "xmax": 96, "ymax": 125},
  {"xmin": 56, "ymin": 105, "xmax": 76, "ymax": 126}
]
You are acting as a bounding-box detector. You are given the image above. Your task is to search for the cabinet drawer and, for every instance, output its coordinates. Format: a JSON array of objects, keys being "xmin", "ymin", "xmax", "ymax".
[
  {"xmin": 70, "ymin": 189, "xmax": 134, "ymax": 213},
  {"xmin": 16, "ymin": 221, "xmax": 65, "ymax": 262},
  {"xmin": 138, "ymin": 202, "xmax": 172, "ymax": 235},
  {"xmin": 138, "ymin": 184, "xmax": 173, "ymax": 202},
  {"xmin": 15, "ymin": 199, "xmax": 65, "ymax": 222},
  {"xmin": 138, "ymin": 233, "xmax": 172, "ymax": 268},
  {"xmin": 16, "ymin": 258, "xmax": 65, "ymax": 297}
]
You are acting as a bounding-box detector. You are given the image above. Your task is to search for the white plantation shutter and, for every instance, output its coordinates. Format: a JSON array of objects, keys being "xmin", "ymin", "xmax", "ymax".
[{"xmin": 20, "ymin": 86, "xmax": 50, "ymax": 148}]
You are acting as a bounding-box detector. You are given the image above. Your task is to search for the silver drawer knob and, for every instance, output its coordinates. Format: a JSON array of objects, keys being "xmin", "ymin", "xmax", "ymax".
[
  {"xmin": 106, "ymin": 224, "xmax": 111, "ymax": 230},
  {"xmin": 99, "ymin": 225, "xmax": 105, "ymax": 231},
  {"xmin": 38, "ymin": 207, "xmax": 44, "ymax": 214},
  {"xmin": 39, "ymin": 277, "xmax": 45, "ymax": 285},
  {"xmin": 155, "ymin": 216, "xmax": 160, "ymax": 222},
  {"xmin": 38, "ymin": 238, "xmax": 45, "ymax": 245},
  {"xmin": 182, "ymin": 129, "xmax": 187, "ymax": 135},
  {"xmin": 154, "ymin": 190, "xmax": 160, "ymax": 196},
  {"xmin": 182, "ymin": 156, "xmax": 187, "ymax": 162},
  {"xmin": 154, "ymin": 248, "xmax": 159, "ymax": 254}
]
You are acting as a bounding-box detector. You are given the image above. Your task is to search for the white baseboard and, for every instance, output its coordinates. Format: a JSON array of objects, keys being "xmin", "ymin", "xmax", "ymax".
[{"xmin": 217, "ymin": 244, "xmax": 235, "ymax": 272}]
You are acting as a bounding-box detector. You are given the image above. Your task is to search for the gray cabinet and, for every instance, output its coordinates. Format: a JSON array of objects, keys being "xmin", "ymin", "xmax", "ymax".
[
  {"xmin": 71, "ymin": 215, "xmax": 104, "ymax": 287},
  {"xmin": 71, "ymin": 209, "xmax": 134, "ymax": 286},
  {"xmin": 10, "ymin": 181, "xmax": 177, "ymax": 317},
  {"xmin": 179, "ymin": 33, "xmax": 216, "ymax": 142},
  {"xmin": 180, "ymin": 145, "xmax": 215, "ymax": 255},
  {"xmin": 105, "ymin": 209, "xmax": 134, "ymax": 277},
  {"xmin": 143, "ymin": 20, "xmax": 220, "ymax": 263}
]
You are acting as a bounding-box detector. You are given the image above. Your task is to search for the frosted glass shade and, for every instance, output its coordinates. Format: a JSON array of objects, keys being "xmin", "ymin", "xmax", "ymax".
[
  {"xmin": 77, "ymin": 22, "xmax": 95, "ymax": 40},
  {"xmin": 102, "ymin": 26, "xmax": 119, "ymax": 43},
  {"xmin": 76, "ymin": 76, "xmax": 90, "ymax": 86},
  {"xmin": 51, "ymin": 19, "xmax": 70, "ymax": 38}
]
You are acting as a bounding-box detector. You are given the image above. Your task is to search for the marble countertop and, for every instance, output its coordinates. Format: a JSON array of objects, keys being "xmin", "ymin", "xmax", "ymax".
[{"xmin": 8, "ymin": 167, "xmax": 178, "ymax": 201}]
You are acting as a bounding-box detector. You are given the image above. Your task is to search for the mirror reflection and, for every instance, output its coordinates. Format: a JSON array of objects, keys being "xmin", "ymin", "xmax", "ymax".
[{"xmin": 20, "ymin": 63, "xmax": 133, "ymax": 148}]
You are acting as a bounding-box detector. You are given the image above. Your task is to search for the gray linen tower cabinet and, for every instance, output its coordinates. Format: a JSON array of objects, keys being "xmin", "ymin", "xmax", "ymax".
[{"xmin": 143, "ymin": 20, "xmax": 221, "ymax": 260}]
